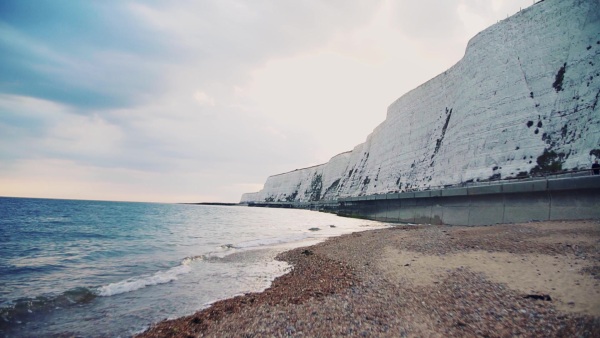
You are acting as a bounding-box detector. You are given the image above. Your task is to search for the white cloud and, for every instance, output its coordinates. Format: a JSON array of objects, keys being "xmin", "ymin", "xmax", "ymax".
[
  {"xmin": 193, "ymin": 91, "xmax": 216, "ymax": 106},
  {"xmin": 45, "ymin": 114, "xmax": 124, "ymax": 157}
]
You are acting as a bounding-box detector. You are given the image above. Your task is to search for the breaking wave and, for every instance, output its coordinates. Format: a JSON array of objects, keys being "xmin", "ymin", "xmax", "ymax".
[
  {"xmin": 0, "ymin": 287, "xmax": 97, "ymax": 329},
  {"xmin": 97, "ymin": 259, "xmax": 196, "ymax": 297},
  {"xmin": 234, "ymin": 233, "xmax": 312, "ymax": 249}
]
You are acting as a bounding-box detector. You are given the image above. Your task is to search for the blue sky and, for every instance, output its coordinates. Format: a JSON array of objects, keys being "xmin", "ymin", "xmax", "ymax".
[{"xmin": 0, "ymin": 0, "xmax": 531, "ymax": 202}]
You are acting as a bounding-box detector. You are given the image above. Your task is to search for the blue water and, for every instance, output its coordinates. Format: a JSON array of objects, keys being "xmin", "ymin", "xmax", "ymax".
[{"xmin": 0, "ymin": 197, "xmax": 387, "ymax": 337}]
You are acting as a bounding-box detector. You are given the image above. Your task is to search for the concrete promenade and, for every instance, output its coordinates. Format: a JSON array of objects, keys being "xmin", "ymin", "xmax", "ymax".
[{"xmin": 248, "ymin": 175, "xmax": 600, "ymax": 226}]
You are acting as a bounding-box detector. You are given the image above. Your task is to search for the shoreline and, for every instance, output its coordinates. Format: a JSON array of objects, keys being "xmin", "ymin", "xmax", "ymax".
[{"xmin": 137, "ymin": 220, "xmax": 600, "ymax": 337}]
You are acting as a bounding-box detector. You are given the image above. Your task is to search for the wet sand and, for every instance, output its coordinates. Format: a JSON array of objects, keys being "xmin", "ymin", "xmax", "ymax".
[{"xmin": 137, "ymin": 220, "xmax": 600, "ymax": 337}]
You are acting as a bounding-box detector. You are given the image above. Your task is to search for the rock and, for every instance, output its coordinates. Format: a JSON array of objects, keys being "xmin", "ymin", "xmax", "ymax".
[
  {"xmin": 309, "ymin": 227, "xmax": 321, "ymax": 231},
  {"xmin": 456, "ymin": 320, "xmax": 467, "ymax": 327}
]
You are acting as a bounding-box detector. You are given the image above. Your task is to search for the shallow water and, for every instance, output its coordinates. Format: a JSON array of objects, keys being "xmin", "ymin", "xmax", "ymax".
[{"xmin": 0, "ymin": 197, "xmax": 387, "ymax": 337}]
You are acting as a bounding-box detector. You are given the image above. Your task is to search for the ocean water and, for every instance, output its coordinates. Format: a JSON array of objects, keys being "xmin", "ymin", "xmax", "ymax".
[{"xmin": 0, "ymin": 197, "xmax": 387, "ymax": 337}]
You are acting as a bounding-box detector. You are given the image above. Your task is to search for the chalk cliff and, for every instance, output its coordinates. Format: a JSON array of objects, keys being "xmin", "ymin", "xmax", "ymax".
[{"xmin": 241, "ymin": 0, "xmax": 600, "ymax": 203}]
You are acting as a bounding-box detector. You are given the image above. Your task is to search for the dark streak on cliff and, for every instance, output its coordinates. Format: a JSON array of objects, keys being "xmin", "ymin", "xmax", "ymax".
[{"xmin": 433, "ymin": 108, "xmax": 453, "ymax": 159}]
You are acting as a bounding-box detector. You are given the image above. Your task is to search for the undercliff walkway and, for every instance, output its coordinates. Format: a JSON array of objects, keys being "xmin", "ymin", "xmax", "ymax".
[{"xmin": 247, "ymin": 170, "xmax": 600, "ymax": 226}]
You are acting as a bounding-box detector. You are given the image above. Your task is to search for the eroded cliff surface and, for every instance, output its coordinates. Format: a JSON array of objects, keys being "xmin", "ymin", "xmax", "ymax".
[{"xmin": 241, "ymin": 0, "xmax": 600, "ymax": 203}]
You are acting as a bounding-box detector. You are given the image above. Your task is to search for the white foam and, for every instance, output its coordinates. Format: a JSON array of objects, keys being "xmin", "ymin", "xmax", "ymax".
[
  {"xmin": 97, "ymin": 224, "xmax": 389, "ymax": 297},
  {"xmin": 97, "ymin": 264, "xmax": 192, "ymax": 297},
  {"xmin": 234, "ymin": 233, "xmax": 312, "ymax": 249},
  {"xmin": 181, "ymin": 255, "xmax": 206, "ymax": 265}
]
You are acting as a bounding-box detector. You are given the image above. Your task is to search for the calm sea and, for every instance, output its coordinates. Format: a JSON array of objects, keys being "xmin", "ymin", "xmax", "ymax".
[{"xmin": 0, "ymin": 197, "xmax": 387, "ymax": 337}]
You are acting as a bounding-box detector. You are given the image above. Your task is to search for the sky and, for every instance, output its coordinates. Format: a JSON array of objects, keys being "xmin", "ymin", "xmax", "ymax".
[{"xmin": 0, "ymin": 0, "xmax": 534, "ymax": 203}]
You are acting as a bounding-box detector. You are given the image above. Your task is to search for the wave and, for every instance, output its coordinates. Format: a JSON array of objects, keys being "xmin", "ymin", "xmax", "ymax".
[
  {"xmin": 97, "ymin": 262, "xmax": 192, "ymax": 297},
  {"xmin": 0, "ymin": 257, "xmax": 203, "ymax": 328},
  {"xmin": 96, "ymin": 249, "xmax": 247, "ymax": 298},
  {"xmin": 2, "ymin": 264, "xmax": 67, "ymax": 275},
  {"xmin": 1, "ymin": 233, "xmax": 323, "ymax": 329},
  {"xmin": 0, "ymin": 287, "xmax": 96, "ymax": 329},
  {"xmin": 234, "ymin": 233, "xmax": 313, "ymax": 249},
  {"xmin": 95, "ymin": 235, "xmax": 313, "ymax": 298}
]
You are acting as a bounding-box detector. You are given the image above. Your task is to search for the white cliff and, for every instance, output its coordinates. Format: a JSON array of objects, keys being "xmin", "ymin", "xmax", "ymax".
[{"xmin": 241, "ymin": 0, "xmax": 600, "ymax": 203}]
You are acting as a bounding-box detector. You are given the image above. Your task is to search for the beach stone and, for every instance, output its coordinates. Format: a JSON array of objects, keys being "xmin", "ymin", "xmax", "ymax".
[
  {"xmin": 302, "ymin": 250, "xmax": 313, "ymax": 256},
  {"xmin": 524, "ymin": 294, "xmax": 552, "ymax": 301}
]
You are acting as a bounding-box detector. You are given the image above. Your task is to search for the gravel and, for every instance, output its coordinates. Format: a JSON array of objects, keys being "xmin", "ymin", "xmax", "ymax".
[{"xmin": 137, "ymin": 220, "xmax": 600, "ymax": 337}]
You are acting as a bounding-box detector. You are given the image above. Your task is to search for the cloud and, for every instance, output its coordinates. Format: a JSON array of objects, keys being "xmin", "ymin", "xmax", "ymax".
[
  {"xmin": 391, "ymin": 0, "xmax": 463, "ymax": 40},
  {"xmin": 0, "ymin": 1, "xmax": 172, "ymax": 110},
  {"xmin": 193, "ymin": 91, "xmax": 216, "ymax": 107}
]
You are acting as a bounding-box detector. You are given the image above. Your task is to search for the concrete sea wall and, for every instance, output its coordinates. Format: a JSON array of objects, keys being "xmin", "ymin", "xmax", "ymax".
[{"xmin": 249, "ymin": 175, "xmax": 600, "ymax": 226}]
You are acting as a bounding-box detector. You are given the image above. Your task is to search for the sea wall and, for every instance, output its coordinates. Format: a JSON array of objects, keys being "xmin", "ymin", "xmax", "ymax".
[
  {"xmin": 242, "ymin": 0, "xmax": 600, "ymax": 204},
  {"xmin": 336, "ymin": 175, "xmax": 600, "ymax": 225},
  {"xmin": 247, "ymin": 175, "xmax": 600, "ymax": 226}
]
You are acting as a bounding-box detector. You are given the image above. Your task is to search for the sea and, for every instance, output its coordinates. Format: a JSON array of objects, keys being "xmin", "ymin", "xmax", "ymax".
[{"xmin": 0, "ymin": 197, "xmax": 388, "ymax": 337}]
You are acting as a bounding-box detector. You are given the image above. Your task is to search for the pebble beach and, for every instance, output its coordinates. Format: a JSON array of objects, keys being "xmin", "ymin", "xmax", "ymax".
[{"xmin": 137, "ymin": 219, "xmax": 600, "ymax": 337}]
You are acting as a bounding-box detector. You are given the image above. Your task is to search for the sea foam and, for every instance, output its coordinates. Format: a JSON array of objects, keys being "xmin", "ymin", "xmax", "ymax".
[{"xmin": 97, "ymin": 263, "xmax": 192, "ymax": 297}]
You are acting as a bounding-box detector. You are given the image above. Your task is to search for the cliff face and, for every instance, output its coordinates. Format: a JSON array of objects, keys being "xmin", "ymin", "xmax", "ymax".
[{"xmin": 241, "ymin": 0, "xmax": 600, "ymax": 204}]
